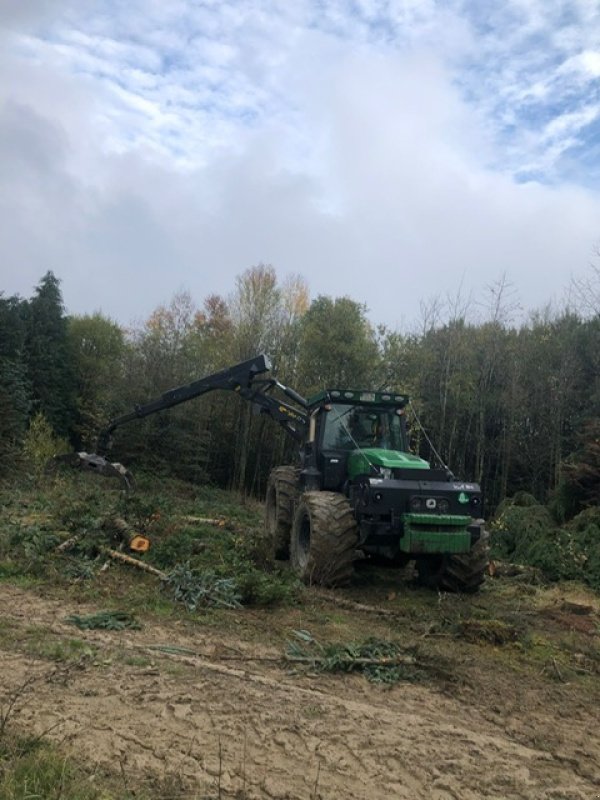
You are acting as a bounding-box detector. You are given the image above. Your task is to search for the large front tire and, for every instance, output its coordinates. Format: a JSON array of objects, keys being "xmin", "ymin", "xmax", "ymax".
[
  {"xmin": 290, "ymin": 492, "xmax": 359, "ymax": 587},
  {"xmin": 416, "ymin": 527, "xmax": 490, "ymax": 593},
  {"xmin": 265, "ymin": 466, "xmax": 299, "ymax": 559}
]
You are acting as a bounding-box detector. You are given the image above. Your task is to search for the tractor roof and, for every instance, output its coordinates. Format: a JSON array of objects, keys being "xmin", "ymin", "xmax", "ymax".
[{"xmin": 307, "ymin": 389, "xmax": 409, "ymax": 409}]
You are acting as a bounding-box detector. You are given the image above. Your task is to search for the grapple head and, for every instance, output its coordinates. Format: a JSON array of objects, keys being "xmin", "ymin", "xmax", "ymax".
[{"xmin": 48, "ymin": 452, "xmax": 135, "ymax": 492}]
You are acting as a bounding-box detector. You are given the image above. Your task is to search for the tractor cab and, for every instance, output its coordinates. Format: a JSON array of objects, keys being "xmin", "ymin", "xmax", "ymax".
[
  {"xmin": 304, "ymin": 389, "xmax": 431, "ymax": 492},
  {"xmin": 322, "ymin": 402, "xmax": 406, "ymax": 451}
]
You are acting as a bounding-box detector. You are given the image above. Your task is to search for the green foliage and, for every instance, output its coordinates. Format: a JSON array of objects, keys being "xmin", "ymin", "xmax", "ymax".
[
  {"xmin": 149, "ymin": 519, "xmax": 299, "ymax": 607},
  {"xmin": 450, "ymin": 617, "xmax": 522, "ymax": 645},
  {"xmin": 65, "ymin": 611, "xmax": 142, "ymax": 630},
  {"xmin": 492, "ymin": 501, "xmax": 565, "ymax": 580},
  {"xmin": 230, "ymin": 264, "xmax": 283, "ymax": 360},
  {"xmin": 63, "ymin": 559, "xmax": 97, "ymax": 580},
  {"xmin": 559, "ymin": 418, "xmax": 600, "ymax": 515},
  {"xmin": 379, "ymin": 310, "xmax": 600, "ymax": 511},
  {"xmin": 296, "ymin": 295, "xmax": 380, "ymax": 394},
  {"xmin": 1, "ymin": 470, "xmax": 297, "ymax": 608},
  {"xmin": 25, "ymin": 271, "xmax": 76, "ymax": 438},
  {"xmin": 564, "ymin": 508, "xmax": 600, "ymax": 591},
  {"xmin": 509, "ymin": 491, "xmax": 539, "ymax": 507},
  {"xmin": 22, "ymin": 412, "xmax": 70, "ymax": 476},
  {"xmin": 286, "ymin": 632, "xmax": 425, "ymax": 684},
  {"xmin": 0, "ymin": 295, "xmax": 31, "ymax": 472},
  {"xmin": 233, "ymin": 562, "xmax": 300, "ymax": 606},
  {"xmin": 55, "ymin": 499, "xmax": 103, "ymax": 533},
  {"xmin": 148, "ymin": 529, "xmax": 203, "ymax": 569},
  {"xmin": 0, "ymin": 563, "xmax": 25, "ymax": 579},
  {"xmin": 0, "ymin": 737, "xmax": 107, "ymax": 800},
  {"xmin": 3, "ymin": 267, "xmax": 600, "ymax": 524},
  {"xmin": 9, "ymin": 526, "xmax": 61, "ymax": 560},
  {"xmin": 233, "ymin": 524, "xmax": 277, "ymax": 571},
  {"xmin": 114, "ymin": 491, "xmax": 174, "ymax": 531},
  {"xmin": 24, "ymin": 635, "xmax": 97, "ymax": 663},
  {"xmin": 491, "ymin": 496, "xmax": 600, "ymax": 588},
  {"xmin": 0, "ymin": 358, "xmax": 31, "ymax": 465},
  {"xmin": 68, "ymin": 313, "xmax": 126, "ymax": 447},
  {"xmin": 165, "ymin": 563, "xmax": 242, "ymax": 610},
  {"xmin": 547, "ymin": 477, "xmax": 583, "ymax": 525}
]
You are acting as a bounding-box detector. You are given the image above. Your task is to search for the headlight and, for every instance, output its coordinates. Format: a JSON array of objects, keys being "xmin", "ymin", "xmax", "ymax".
[
  {"xmin": 438, "ymin": 498, "xmax": 449, "ymax": 513},
  {"xmin": 370, "ymin": 465, "xmax": 392, "ymax": 479}
]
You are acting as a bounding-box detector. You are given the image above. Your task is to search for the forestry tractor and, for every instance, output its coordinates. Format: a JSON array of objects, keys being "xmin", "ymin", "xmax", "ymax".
[{"xmin": 54, "ymin": 355, "xmax": 489, "ymax": 591}]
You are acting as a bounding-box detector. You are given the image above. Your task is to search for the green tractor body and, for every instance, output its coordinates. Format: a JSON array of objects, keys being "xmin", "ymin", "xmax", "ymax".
[{"xmin": 268, "ymin": 387, "xmax": 489, "ymax": 590}]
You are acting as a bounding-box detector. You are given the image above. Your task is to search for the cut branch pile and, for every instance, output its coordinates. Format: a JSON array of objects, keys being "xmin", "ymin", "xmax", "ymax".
[
  {"xmin": 166, "ymin": 562, "xmax": 242, "ymax": 610},
  {"xmin": 65, "ymin": 611, "xmax": 142, "ymax": 631},
  {"xmin": 285, "ymin": 630, "xmax": 426, "ymax": 684}
]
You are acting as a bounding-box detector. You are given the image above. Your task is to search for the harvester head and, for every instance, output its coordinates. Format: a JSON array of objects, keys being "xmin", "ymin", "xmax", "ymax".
[{"xmin": 48, "ymin": 452, "xmax": 135, "ymax": 492}]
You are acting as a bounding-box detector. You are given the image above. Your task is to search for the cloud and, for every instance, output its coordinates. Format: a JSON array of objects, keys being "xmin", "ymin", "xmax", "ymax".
[
  {"xmin": 1, "ymin": 1, "xmax": 600, "ymax": 330},
  {"xmin": 0, "ymin": 0, "xmax": 59, "ymax": 27},
  {"xmin": 0, "ymin": 0, "xmax": 92, "ymax": 35}
]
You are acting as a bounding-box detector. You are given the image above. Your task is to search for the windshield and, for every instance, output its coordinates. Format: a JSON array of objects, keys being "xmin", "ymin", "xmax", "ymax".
[{"xmin": 322, "ymin": 404, "xmax": 407, "ymax": 451}]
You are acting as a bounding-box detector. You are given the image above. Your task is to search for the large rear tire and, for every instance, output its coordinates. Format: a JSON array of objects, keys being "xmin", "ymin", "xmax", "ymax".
[
  {"xmin": 416, "ymin": 527, "xmax": 490, "ymax": 594},
  {"xmin": 265, "ymin": 466, "xmax": 299, "ymax": 559},
  {"xmin": 290, "ymin": 492, "xmax": 359, "ymax": 587}
]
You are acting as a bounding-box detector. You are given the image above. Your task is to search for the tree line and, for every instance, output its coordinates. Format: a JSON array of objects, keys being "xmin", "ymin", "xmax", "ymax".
[{"xmin": 1, "ymin": 267, "xmax": 598, "ymax": 518}]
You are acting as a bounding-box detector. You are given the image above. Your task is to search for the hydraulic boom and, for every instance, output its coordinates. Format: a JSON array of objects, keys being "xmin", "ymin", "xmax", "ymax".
[{"xmin": 52, "ymin": 355, "xmax": 308, "ymax": 490}]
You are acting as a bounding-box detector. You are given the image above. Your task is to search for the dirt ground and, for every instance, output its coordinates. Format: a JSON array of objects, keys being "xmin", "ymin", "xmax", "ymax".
[{"xmin": 1, "ymin": 577, "xmax": 599, "ymax": 800}]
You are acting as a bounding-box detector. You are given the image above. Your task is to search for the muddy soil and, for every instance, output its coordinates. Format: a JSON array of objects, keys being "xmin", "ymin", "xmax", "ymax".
[{"xmin": 1, "ymin": 582, "xmax": 599, "ymax": 799}]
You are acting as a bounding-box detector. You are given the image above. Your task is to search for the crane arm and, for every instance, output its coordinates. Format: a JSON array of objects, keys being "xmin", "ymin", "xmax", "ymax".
[
  {"xmin": 96, "ymin": 354, "xmax": 308, "ymax": 454},
  {"xmin": 51, "ymin": 354, "xmax": 308, "ymax": 490}
]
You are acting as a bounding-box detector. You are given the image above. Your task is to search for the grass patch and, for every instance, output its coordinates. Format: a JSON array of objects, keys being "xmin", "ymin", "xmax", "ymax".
[
  {"xmin": 450, "ymin": 617, "xmax": 522, "ymax": 645},
  {"xmin": 0, "ymin": 473, "xmax": 301, "ymax": 616},
  {"xmin": 0, "ymin": 621, "xmax": 98, "ymax": 664},
  {"xmin": 0, "ymin": 472, "xmax": 303, "ymax": 632},
  {"xmin": 0, "ymin": 729, "xmax": 170, "ymax": 800},
  {"xmin": 0, "ymin": 733, "xmax": 106, "ymax": 800},
  {"xmin": 117, "ymin": 652, "xmax": 153, "ymax": 668},
  {"xmin": 24, "ymin": 631, "xmax": 97, "ymax": 664},
  {"xmin": 0, "ymin": 666, "xmax": 119, "ymax": 800}
]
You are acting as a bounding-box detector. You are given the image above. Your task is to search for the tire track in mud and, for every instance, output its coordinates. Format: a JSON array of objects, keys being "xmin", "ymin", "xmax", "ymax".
[{"xmin": 0, "ymin": 584, "xmax": 598, "ymax": 799}]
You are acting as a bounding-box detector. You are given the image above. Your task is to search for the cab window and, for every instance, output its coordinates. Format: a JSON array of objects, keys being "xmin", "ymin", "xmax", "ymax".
[{"xmin": 321, "ymin": 404, "xmax": 406, "ymax": 451}]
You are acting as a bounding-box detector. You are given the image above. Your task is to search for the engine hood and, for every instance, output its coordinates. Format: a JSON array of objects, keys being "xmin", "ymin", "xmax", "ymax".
[{"xmin": 347, "ymin": 448, "xmax": 430, "ymax": 479}]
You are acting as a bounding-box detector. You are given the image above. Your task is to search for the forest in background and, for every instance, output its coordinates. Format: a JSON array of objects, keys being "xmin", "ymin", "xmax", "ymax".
[{"xmin": 1, "ymin": 266, "xmax": 599, "ymax": 519}]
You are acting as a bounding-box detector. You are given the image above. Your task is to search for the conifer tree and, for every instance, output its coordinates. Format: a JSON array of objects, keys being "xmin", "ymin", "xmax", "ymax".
[
  {"xmin": 25, "ymin": 271, "xmax": 76, "ymax": 438},
  {"xmin": 0, "ymin": 294, "xmax": 31, "ymax": 467}
]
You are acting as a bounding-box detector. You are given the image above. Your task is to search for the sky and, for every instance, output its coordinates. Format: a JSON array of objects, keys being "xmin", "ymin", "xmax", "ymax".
[{"xmin": 1, "ymin": 0, "xmax": 600, "ymax": 330}]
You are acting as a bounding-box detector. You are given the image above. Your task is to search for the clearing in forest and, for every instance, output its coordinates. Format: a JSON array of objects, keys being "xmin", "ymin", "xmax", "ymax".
[{"xmin": 0, "ymin": 475, "xmax": 599, "ymax": 799}]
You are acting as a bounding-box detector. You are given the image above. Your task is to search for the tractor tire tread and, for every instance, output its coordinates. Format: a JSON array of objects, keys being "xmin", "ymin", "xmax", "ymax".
[
  {"xmin": 265, "ymin": 466, "xmax": 300, "ymax": 559},
  {"xmin": 291, "ymin": 491, "xmax": 358, "ymax": 587},
  {"xmin": 438, "ymin": 529, "xmax": 490, "ymax": 593}
]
